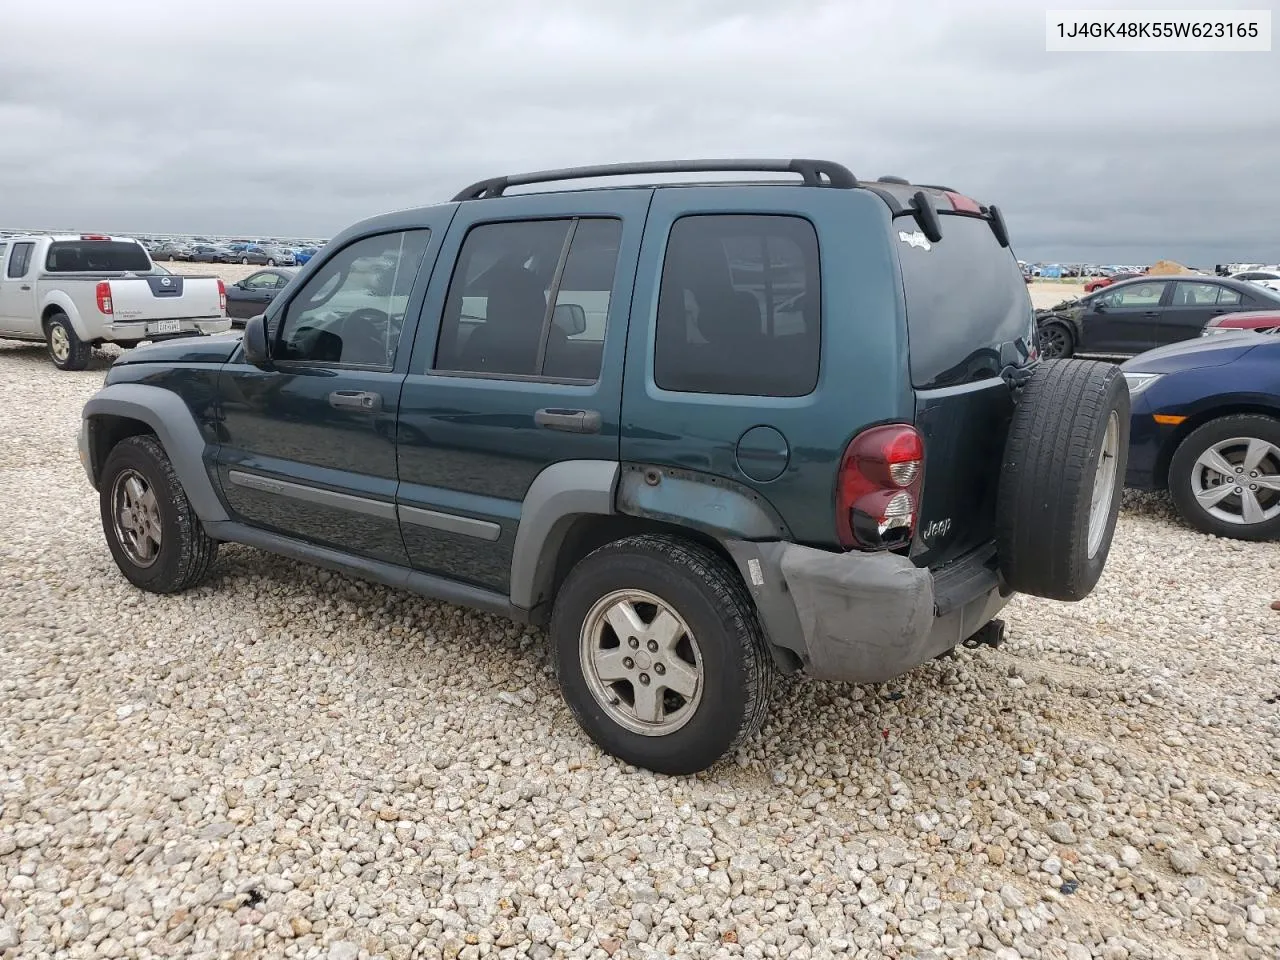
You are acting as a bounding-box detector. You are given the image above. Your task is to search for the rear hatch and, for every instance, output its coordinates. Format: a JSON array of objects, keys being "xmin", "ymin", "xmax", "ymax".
[
  {"xmin": 108, "ymin": 274, "xmax": 224, "ymax": 322},
  {"xmin": 894, "ymin": 201, "xmax": 1037, "ymax": 569}
]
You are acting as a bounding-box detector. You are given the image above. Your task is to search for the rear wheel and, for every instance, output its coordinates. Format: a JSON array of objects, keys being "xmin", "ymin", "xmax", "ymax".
[
  {"xmin": 241, "ymin": 256, "xmax": 249, "ymax": 264},
  {"xmin": 997, "ymin": 360, "xmax": 1130, "ymax": 601},
  {"xmin": 1168, "ymin": 415, "xmax": 1280, "ymax": 541},
  {"xmin": 550, "ymin": 535, "xmax": 774, "ymax": 775},
  {"xmin": 267, "ymin": 258, "xmax": 276, "ymax": 266},
  {"xmin": 1038, "ymin": 321, "xmax": 1074, "ymax": 359},
  {"xmin": 45, "ymin": 312, "xmax": 91, "ymax": 371}
]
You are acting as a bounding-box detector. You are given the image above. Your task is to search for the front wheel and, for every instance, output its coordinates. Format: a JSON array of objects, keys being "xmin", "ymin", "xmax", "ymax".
[
  {"xmin": 1038, "ymin": 321, "xmax": 1074, "ymax": 359},
  {"xmin": 241, "ymin": 257, "xmax": 249, "ymax": 264},
  {"xmin": 1168, "ymin": 415, "xmax": 1280, "ymax": 541},
  {"xmin": 45, "ymin": 312, "xmax": 91, "ymax": 370},
  {"xmin": 266, "ymin": 258, "xmax": 276, "ymax": 266},
  {"xmin": 100, "ymin": 435, "xmax": 219, "ymax": 593},
  {"xmin": 550, "ymin": 535, "xmax": 775, "ymax": 775}
]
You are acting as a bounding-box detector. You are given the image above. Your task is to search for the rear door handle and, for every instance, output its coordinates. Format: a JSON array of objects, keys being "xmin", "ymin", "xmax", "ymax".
[
  {"xmin": 329, "ymin": 390, "xmax": 381, "ymax": 411},
  {"xmin": 1143, "ymin": 311, "xmax": 1161, "ymax": 317},
  {"xmin": 20, "ymin": 284, "xmax": 31, "ymax": 291},
  {"xmin": 534, "ymin": 407, "xmax": 602, "ymax": 434}
]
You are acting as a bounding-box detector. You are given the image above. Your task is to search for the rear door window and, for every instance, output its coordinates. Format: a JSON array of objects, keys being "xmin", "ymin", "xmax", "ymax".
[
  {"xmin": 654, "ymin": 214, "xmax": 820, "ymax": 396},
  {"xmin": 898, "ymin": 215, "xmax": 1032, "ymax": 389},
  {"xmin": 6, "ymin": 242, "xmax": 34, "ymax": 278}
]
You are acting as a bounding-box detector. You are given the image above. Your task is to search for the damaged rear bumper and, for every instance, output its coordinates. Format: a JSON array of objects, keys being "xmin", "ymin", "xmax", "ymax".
[{"xmin": 726, "ymin": 540, "xmax": 1011, "ymax": 684}]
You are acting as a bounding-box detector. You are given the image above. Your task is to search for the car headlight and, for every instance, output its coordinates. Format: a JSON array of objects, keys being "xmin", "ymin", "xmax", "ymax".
[{"xmin": 1122, "ymin": 372, "xmax": 1162, "ymax": 395}]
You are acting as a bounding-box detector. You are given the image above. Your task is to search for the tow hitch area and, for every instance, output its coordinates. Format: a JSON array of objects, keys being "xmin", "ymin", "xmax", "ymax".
[{"xmin": 963, "ymin": 618, "xmax": 1006, "ymax": 650}]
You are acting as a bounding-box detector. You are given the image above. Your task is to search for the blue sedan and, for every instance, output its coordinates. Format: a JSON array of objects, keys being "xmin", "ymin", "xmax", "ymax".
[{"xmin": 1121, "ymin": 334, "xmax": 1280, "ymax": 540}]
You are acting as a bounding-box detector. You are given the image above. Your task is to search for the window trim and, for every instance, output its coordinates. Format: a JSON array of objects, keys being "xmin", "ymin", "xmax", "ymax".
[
  {"xmin": 269, "ymin": 228, "xmax": 430, "ymax": 372},
  {"xmin": 651, "ymin": 212, "xmax": 823, "ymax": 399},
  {"xmin": 430, "ymin": 215, "xmax": 619, "ymax": 384}
]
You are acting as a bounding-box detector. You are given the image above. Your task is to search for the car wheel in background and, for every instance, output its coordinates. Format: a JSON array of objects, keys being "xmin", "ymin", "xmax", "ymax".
[
  {"xmin": 1168, "ymin": 414, "xmax": 1280, "ymax": 541},
  {"xmin": 267, "ymin": 258, "xmax": 276, "ymax": 266},
  {"xmin": 996, "ymin": 360, "xmax": 1130, "ymax": 601},
  {"xmin": 550, "ymin": 534, "xmax": 775, "ymax": 775},
  {"xmin": 241, "ymin": 257, "xmax": 249, "ymax": 264},
  {"xmin": 44, "ymin": 312, "xmax": 92, "ymax": 371},
  {"xmin": 1038, "ymin": 321, "xmax": 1074, "ymax": 359},
  {"xmin": 99, "ymin": 435, "xmax": 219, "ymax": 593}
]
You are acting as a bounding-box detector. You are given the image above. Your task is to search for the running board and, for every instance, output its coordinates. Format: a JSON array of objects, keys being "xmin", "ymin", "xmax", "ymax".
[{"xmin": 202, "ymin": 521, "xmax": 528, "ymax": 623}]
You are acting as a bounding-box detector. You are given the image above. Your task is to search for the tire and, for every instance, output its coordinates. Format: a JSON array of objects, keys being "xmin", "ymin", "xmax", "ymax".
[
  {"xmin": 267, "ymin": 258, "xmax": 276, "ymax": 267},
  {"xmin": 1168, "ymin": 414, "xmax": 1280, "ymax": 541},
  {"xmin": 45, "ymin": 312, "xmax": 92, "ymax": 371},
  {"xmin": 996, "ymin": 360, "xmax": 1130, "ymax": 601},
  {"xmin": 99, "ymin": 435, "xmax": 218, "ymax": 593},
  {"xmin": 550, "ymin": 534, "xmax": 775, "ymax": 775},
  {"xmin": 1038, "ymin": 321, "xmax": 1074, "ymax": 359},
  {"xmin": 241, "ymin": 257, "xmax": 249, "ymax": 264}
]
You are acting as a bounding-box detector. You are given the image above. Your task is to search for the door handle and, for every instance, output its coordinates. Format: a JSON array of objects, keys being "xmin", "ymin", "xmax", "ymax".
[
  {"xmin": 329, "ymin": 390, "xmax": 381, "ymax": 411},
  {"xmin": 534, "ymin": 408, "xmax": 602, "ymax": 434},
  {"xmin": 1143, "ymin": 311, "xmax": 1160, "ymax": 317},
  {"xmin": 20, "ymin": 284, "xmax": 31, "ymax": 291}
]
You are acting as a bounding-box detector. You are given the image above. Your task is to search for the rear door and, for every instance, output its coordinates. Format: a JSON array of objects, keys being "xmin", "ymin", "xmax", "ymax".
[
  {"xmin": 1160, "ymin": 280, "xmax": 1235, "ymax": 344},
  {"xmin": 0, "ymin": 241, "xmax": 37, "ymax": 335},
  {"xmin": 396, "ymin": 190, "xmax": 648, "ymax": 594},
  {"xmin": 215, "ymin": 226, "xmax": 439, "ymax": 564},
  {"xmin": 1079, "ymin": 279, "xmax": 1168, "ymax": 355}
]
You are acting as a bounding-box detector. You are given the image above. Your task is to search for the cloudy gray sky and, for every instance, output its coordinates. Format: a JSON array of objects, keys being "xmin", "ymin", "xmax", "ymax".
[{"xmin": 1, "ymin": 0, "xmax": 1277, "ymax": 264}]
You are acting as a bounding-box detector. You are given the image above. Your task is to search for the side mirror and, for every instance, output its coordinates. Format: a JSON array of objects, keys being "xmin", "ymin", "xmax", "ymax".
[
  {"xmin": 1092, "ymin": 299, "xmax": 1106, "ymax": 312},
  {"xmin": 553, "ymin": 302, "xmax": 587, "ymax": 336},
  {"xmin": 243, "ymin": 314, "xmax": 272, "ymax": 368}
]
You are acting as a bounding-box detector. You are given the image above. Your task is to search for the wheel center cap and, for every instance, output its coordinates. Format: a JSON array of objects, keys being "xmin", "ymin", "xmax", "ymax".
[{"xmin": 633, "ymin": 650, "xmax": 653, "ymax": 671}]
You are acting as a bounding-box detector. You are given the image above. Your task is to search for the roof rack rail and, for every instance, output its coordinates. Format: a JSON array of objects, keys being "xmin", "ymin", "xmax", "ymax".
[
  {"xmin": 877, "ymin": 175, "xmax": 910, "ymax": 184},
  {"xmin": 452, "ymin": 159, "xmax": 858, "ymax": 202},
  {"xmin": 916, "ymin": 183, "xmax": 959, "ymax": 193}
]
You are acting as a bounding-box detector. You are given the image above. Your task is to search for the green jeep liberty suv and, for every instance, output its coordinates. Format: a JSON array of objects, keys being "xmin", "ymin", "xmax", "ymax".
[{"xmin": 79, "ymin": 160, "xmax": 1129, "ymax": 774}]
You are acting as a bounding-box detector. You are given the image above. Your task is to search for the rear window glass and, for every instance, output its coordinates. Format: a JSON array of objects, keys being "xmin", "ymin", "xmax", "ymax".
[
  {"xmin": 654, "ymin": 214, "xmax": 820, "ymax": 396},
  {"xmin": 898, "ymin": 215, "xmax": 1032, "ymax": 389},
  {"xmin": 45, "ymin": 241, "xmax": 151, "ymax": 272}
]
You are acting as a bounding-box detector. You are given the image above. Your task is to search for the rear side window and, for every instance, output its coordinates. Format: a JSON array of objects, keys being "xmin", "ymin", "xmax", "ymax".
[
  {"xmin": 45, "ymin": 241, "xmax": 151, "ymax": 272},
  {"xmin": 7, "ymin": 242, "xmax": 34, "ymax": 278},
  {"xmin": 434, "ymin": 218, "xmax": 622, "ymax": 382},
  {"xmin": 899, "ymin": 215, "xmax": 1033, "ymax": 389},
  {"xmin": 1217, "ymin": 287, "xmax": 1242, "ymax": 306},
  {"xmin": 654, "ymin": 214, "xmax": 821, "ymax": 396},
  {"xmin": 1172, "ymin": 282, "xmax": 1221, "ymax": 306}
]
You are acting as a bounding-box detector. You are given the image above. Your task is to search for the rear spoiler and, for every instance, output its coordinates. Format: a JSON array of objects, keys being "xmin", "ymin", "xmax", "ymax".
[{"xmin": 864, "ymin": 181, "xmax": 1011, "ymax": 249}]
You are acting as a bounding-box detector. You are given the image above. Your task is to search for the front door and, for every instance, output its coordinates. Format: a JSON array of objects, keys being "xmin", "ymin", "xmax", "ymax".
[
  {"xmin": 1160, "ymin": 280, "xmax": 1234, "ymax": 345},
  {"xmin": 216, "ymin": 226, "xmax": 439, "ymax": 565},
  {"xmin": 395, "ymin": 190, "xmax": 650, "ymax": 594},
  {"xmin": 1079, "ymin": 279, "xmax": 1168, "ymax": 355}
]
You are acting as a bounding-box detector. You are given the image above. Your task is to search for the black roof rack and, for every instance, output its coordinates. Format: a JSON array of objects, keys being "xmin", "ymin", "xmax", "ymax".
[
  {"xmin": 452, "ymin": 158, "xmax": 858, "ymax": 202},
  {"xmin": 916, "ymin": 183, "xmax": 959, "ymax": 193},
  {"xmin": 877, "ymin": 175, "xmax": 910, "ymax": 184}
]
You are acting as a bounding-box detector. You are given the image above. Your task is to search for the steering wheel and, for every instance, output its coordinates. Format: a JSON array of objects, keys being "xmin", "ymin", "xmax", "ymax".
[{"xmin": 338, "ymin": 307, "xmax": 397, "ymax": 365}]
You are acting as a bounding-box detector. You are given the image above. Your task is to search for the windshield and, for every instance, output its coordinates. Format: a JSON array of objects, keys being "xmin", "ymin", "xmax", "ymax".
[
  {"xmin": 898, "ymin": 214, "xmax": 1034, "ymax": 389},
  {"xmin": 46, "ymin": 241, "xmax": 152, "ymax": 272}
]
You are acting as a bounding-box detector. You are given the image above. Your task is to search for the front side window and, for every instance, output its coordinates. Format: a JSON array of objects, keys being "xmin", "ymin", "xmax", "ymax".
[
  {"xmin": 434, "ymin": 217, "xmax": 622, "ymax": 381},
  {"xmin": 245, "ymin": 271, "xmax": 282, "ymax": 290},
  {"xmin": 1098, "ymin": 281, "xmax": 1166, "ymax": 307},
  {"xmin": 275, "ymin": 230, "xmax": 430, "ymax": 367},
  {"xmin": 7, "ymin": 242, "xmax": 34, "ymax": 279},
  {"xmin": 654, "ymin": 214, "xmax": 821, "ymax": 396}
]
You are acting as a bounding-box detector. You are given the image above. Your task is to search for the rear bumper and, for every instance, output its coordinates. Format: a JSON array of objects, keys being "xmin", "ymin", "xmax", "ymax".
[
  {"xmin": 104, "ymin": 318, "xmax": 232, "ymax": 341},
  {"xmin": 726, "ymin": 540, "xmax": 1010, "ymax": 684}
]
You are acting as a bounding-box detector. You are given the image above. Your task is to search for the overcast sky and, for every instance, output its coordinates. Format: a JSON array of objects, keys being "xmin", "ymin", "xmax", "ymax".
[{"xmin": 1, "ymin": 0, "xmax": 1277, "ymax": 264}]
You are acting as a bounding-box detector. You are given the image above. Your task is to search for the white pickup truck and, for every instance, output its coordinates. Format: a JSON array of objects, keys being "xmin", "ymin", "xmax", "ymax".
[{"xmin": 0, "ymin": 234, "xmax": 231, "ymax": 370}]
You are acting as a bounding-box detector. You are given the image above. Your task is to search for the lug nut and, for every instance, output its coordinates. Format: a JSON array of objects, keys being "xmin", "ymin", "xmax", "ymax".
[
  {"xmin": 623, "ymin": 657, "xmax": 634, "ymax": 670},
  {"xmin": 1236, "ymin": 467, "xmax": 1245, "ymax": 473},
  {"xmin": 647, "ymin": 639, "xmax": 658, "ymax": 652},
  {"xmin": 638, "ymin": 673, "xmax": 650, "ymax": 685},
  {"xmin": 654, "ymin": 663, "xmax": 666, "ymax": 675},
  {"xmin": 1250, "ymin": 484, "xmax": 1258, "ymax": 491},
  {"xmin": 1235, "ymin": 487, "xmax": 1242, "ymax": 494},
  {"xmin": 628, "ymin": 637, "xmax": 639, "ymax": 649}
]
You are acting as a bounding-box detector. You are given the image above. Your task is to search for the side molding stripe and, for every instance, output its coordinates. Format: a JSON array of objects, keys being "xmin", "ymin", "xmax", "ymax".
[
  {"xmin": 398, "ymin": 504, "xmax": 501, "ymax": 542},
  {"xmin": 228, "ymin": 470, "xmax": 397, "ymax": 521}
]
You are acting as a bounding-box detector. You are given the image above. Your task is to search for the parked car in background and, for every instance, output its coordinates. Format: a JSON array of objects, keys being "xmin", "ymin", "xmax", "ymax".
[
  {"xmin": 187, "ymin": 244, "xmax": 230, "ymax": 263},
  {"xmin": 151, "ymin": 241, "xmax": 191, "ymax": 262},
  {"xmin": 1036, "ymin": 276, "xmax": 1280, "ymax": 359},
  {"xmin": 1123, "ymin": 334, "xmax": 1280, "ymax": 541},
  {"xmin": 293, "ymin": 246, "xmax": 319, "ymax": 265},
  {"xmin": 223, "ymin": 267, "xmax": 296, "ymax": 323},
  {"xmin": 1231, "ymin": 269, "xmax": 1280, "ymax": 293},
  {"xmin": 76, "ymin": 159, "xmax": 1129, "ymax": 774},
  {"xmin": 1084, "ymin": 271, "xmax": 1141, "ymax": 293},
  {"xmin": 1202, "ymin": 310, "xmax": 1280, "ymax": 337},
  {"xmin": 0, "ymin": 234, "xmax": 229, "ymax": 369}
]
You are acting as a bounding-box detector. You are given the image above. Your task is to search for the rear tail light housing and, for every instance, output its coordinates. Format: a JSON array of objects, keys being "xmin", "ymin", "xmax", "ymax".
[
  {"xmin": 217, "ymin": 279, "xmax": 226, "ymax": 313},
  {"xmin": 836, "ymin": 424, "xmax": 925, "ymax": 550},
  {"xmin": 95, "ymin": 281, "xmax": 113, "ymax": 315}
]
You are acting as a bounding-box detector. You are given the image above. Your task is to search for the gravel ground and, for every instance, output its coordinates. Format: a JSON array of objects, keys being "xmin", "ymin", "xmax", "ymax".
[{"xmin": 1, "ymin": 339, "xmax": 1278, "ymax": 960}]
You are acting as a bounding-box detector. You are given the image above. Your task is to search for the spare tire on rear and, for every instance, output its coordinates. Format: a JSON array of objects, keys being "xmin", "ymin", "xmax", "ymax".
[{"xmin": 996, "ymin": 359, "xmax": 1130, "ymax": 601}]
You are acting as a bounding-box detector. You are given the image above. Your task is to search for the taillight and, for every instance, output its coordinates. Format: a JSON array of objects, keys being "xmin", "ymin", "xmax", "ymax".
[
  {"xmin": 95, "ymin": 281, "xmax": 113, "ymax": 315},
  {"xmin": 217, "ymin": 279, "xmax": 226, "ymax": 313},
  {"xmin": 836, "ymin": 424, "xmax": 925, "ymax": 551}
]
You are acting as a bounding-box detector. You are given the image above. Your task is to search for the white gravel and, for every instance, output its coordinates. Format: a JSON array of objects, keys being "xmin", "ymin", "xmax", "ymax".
[{"xmin": 1, "ymin": 339, "xmax": 1278, "ymax": 960}]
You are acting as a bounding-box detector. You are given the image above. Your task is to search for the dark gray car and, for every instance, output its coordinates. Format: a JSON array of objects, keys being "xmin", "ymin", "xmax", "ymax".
[
  {"xmin": 223, "ymin": 267, "xmax": 296, "ymax": 323},
  {"xmin": 1037, "ymin": 276, "xmax": 1280, "ymax": 359}
]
